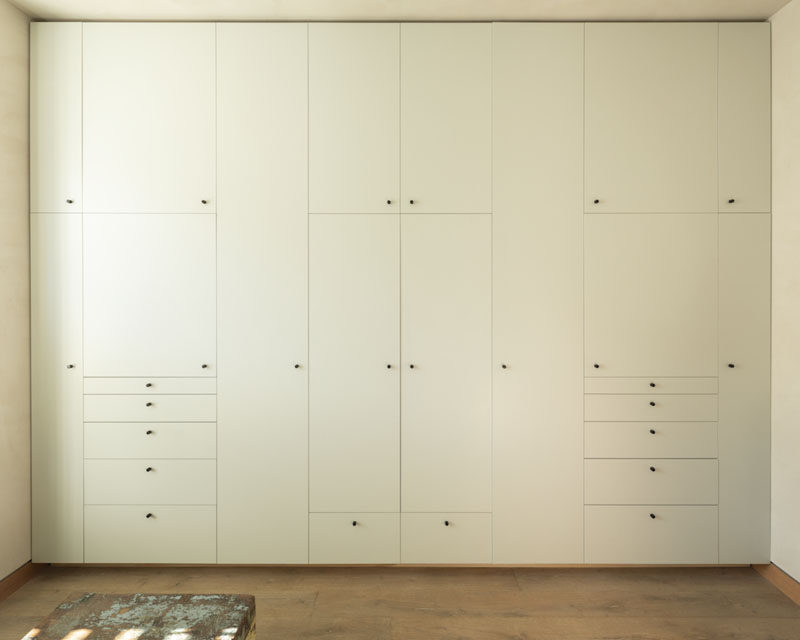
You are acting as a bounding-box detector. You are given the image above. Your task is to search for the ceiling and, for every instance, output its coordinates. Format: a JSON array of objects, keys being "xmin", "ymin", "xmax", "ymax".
[{"xmin": 9, "ymin": 0, "xmax": 792, "ymax": 22}]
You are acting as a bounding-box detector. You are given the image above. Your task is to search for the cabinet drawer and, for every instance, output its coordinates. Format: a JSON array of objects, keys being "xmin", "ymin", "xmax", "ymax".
[
  {"xmin": 585, "ymin": 422, "xmax": 718, "ymax": 459},
  {"xmin": 309, "ymin": 514, "xmax": 399, "ymax": 564},
  {"xmin": 585, "ymin": 378, "xmax": 718, "ymax": 395},
  {"xmin": 585, "ymin": 459, "xmax": 718, "ymax": 505},
  {"xmin": 584, "ymin": 394, "xmax": 717, "ymax": 422},
  {"xmin": 401, "ymin": 513, "xmax": 491, "ymax": 564},
  {"xmin": 585, "ymin": 506, "xmax": 718, "ymax": 564},
  {"xmin": 84, "ymin": 394, "xmax": 216, "ymax": 422},
  {"xmin": 85, "ymin": 505, "xmax": 216, "ymax": 563},
  {"xmin": 84, "ymin": 423, "xmax": 216, "ymax": 459},
  {"xmin": 84, "ymin": 377, "xmax": 217, "ymax": 395},
  {"xmin": 84, "ymin": 459, "xmax": 216, "ymax": 505}
]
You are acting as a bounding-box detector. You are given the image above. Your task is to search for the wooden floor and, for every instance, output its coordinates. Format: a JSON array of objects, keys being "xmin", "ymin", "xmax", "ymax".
[{"xmin": 0, "ymin": 566, "xmax": 798, "ymax": 639}]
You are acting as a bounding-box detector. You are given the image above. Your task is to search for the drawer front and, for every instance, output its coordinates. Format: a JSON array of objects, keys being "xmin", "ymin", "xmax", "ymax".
[
  {"xmin": 401, "ymin": 513, "xmax": 491, "ymax": 564},
  {"xmin": 585, "ymin": 378, "xmax": 718, "ymax": 395},
  {"xmin": 84, "ymin": 423, "xmax": 216, "ymax": 459},
  {"xmin": 84, "ymin": 394, "xmax": 217, "ymax": 422},
  {"xmin": 84, "ymin": 459, "xmax": 216, "ymax": 505},
  {"xmin": 585, "ymin": 422, "xmax": 718, "ymax": 459},
  {"xmin": 585, "ymin": 394, "xmax": 718, "ymax": 422},
  {"xmin": 85, "ymin": 505, "xmax": 216, "ymax": 563},
  {"xmin": 309, "ymin": 514, "xmax": 400, "ymax": 564},
  {"xmin": 585, "ymin": 459, "xmax": 718, "ymax": 505},
  {"xmin": 84, "ymin": 377, "xmax": 217, "ymax": 395},
  {"xmin": 585, "ymin": 506, "xmax": 719, "ymax": 564}
]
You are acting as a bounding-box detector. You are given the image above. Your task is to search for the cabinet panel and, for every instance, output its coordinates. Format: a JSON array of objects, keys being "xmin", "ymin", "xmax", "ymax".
[
  {"xmin": 310, "ymin": 216, "xmax": 400, "ymax": 512},
  {"xmin": 84, "ymin": 395, "xmax": 216, "ymax": 423},
  {"xmin": 585, "ymin": 378, "xmax": 718, "ymax": 395},
  {"xmin": 309, "ymin": 23, "xmax": 399, "ymax": 213},
  {"xmin": 400, "ymin": 24, "xmax": 491, "ymax": 213},
  {"xmin": 31, "ymin": 214, "xmax": 83, "ymax": 562},
  {"xmin": 584, "ymin": 395, "xmax": 718, "ymax": 423},
  {"xmin": 309, "ymin": 514, "xmax": 400, "ymax": 564},
  {"xmin": 719, "ymin": 214, "xmax": 771, "ymax": 563},
  {"xmin": 719, "ymin": 24, "xmax": 771, "ymax": 213},
  {"xmin": 492, "ymin": 22, "xmax": 583, "ymax": 564},
  {"xmin": 585, "ymin": 422, "xmax": 718, "ymax": 459},
  {"xmin": 85, "ymin": 506, "xmax": 216, "ymax": 563},
  {"xmin": 85, "ymin": 423, "xmax": 216, "ymax": 460},
  {"xmin": 84, "ymin": 377, "xmax": 216, "ymax": 395},
  {"xmin": 83, "ymin": 23, "xmax": 215, "ymax": 213},
  {"xmin": 401, "ymin": 215, "xmax": 491, "ymax": 512},
  {"xmin": 585, "ymin": 23, "xmax": 717, "ymax": 213},
  {"xmin": 216, "ymin": 24, "xmax": 309, "ymax": 564},
  {"xmin": 401, "ymin": 514, "xmax": 491, "ymax": 564},
  {"xmin": 585, "ymin": 215, "xmax": 718, "ymax": 377},
  {"xmin": 83, "ymin": 214, "xmax": 216, "ymax": 377},
  {"xmin": 30, "ymin": 23, "xmax": 82, "ymax": 213},
  {"xmin": 585, "ymin": 506, "xmax": 718, "ymax": 564}
]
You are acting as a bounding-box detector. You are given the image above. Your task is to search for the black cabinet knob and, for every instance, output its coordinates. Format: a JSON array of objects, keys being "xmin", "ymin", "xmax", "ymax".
[
  {"xmin": 409, "ymin": 364, "xmax": 415, "ymax": 369},
  {"xmin": 352, "ymin": 521, "xmax": 358, "ymax": 527},
  {"xmin": 649, "ymin": 429, "xmax": 656, "ymax": 435},
  {"xmin": 201, "ymin": 199, "xmax": 208, "ymax": 204},
  {"xmin": 66, "ymin": 199, "xmax": 74, "ymax": 204},
  {"xmin": 728, "ymin": 198, "xmax": 735, "ymax": 204},
  {"xmin": 146, "ymin": 402, "xmax": 153, "ymax": 407},
  {"xmin": 650, "ymin": 513, "xmax": 656, "ymax": 519},
  {"xmin": 649, "ymin": 466, "xmax": 656, "ymax": 472},
  {"xmin": 145, "ymin": 382, "xmax": 153, "ymax": 388},
  {"xmin": 146, "ymin": 513, "xmax": 154, "ymax": 519},
  {"xmin": 201, "ymin": 364, "xmax": 209, "ymax": 369},
  {"xmin": 444, "ymin": 521, "xmax": 450, "ymax": 527},
  {"xmin": 501, "ymin": 364, "xmax": 507, "ymax": 369},
  {"xmin": 593, "ymin": 199, "xmax": 600, "ymax": 204},
  {"xmin": 409, "ymin": 199, "xmax": 415, "ymax": 204},
  {"xmin": 146, "ymin": 467, "xmax": 153, "ymax": 472},
  {"xmin": 386, "ymin": 200, "xmax": 392, "ymax": 205},
  {"xmin": 593, "ymin": 363, "xmax": 600, "ymax": 369},
  {"xmin": 649, "ymin": 401, "xmax": 656, "ymax": 407},
  {"xmin": 649, "ymin": 382, "xmax": 656, "ymax": 388},
  {"xmin": 146, "ymin": 430, "xmax": 154, "ymax": 435},
  {"xmin": 294, "ymin": 364, "xmax": 301, "ymax": 369},
  {"xmin": 728, "ymin": 363, "xmax": 735, "ymax": 368},
  {"xmin": 386, "ymin": 364, "xmax": 392, "ymax": 369},
  {"xmin": 66, "ymin": 364, "xmax": 76, "ymax": 369}
]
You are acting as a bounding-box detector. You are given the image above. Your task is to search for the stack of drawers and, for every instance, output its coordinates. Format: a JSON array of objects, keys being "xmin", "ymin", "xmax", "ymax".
[
  {"xmin": 584, "ymin": 378, "xmax": 719, "ymax": 564},
  {"xmin": 83, "ymin": 378, "xmax": 217, "ymax": 563}
]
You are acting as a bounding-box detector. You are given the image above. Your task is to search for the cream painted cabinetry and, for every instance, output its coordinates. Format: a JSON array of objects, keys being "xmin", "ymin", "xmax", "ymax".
[{"xmin": 216, "ymin": 24, "xmax": 310, "ymax": 564}]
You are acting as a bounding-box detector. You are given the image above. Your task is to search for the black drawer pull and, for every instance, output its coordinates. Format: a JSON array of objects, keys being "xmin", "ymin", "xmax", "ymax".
[
  {"xmin": 352, "ymin": 521, "xmax": 358, "ymax": 527},
  {"xmin": 146, "ymin": 430, "xmax": 154, "ymax": 435},
  {"xmin": 649, "ymin": 401, "xmax": 656, "ymax": 407},
  {"xmin": 444, "ymin": 520, "xmax": 451, "ymax": 527},
  {"xmin": 146, "ymin": 467, "xmax": 153, "ymax": 472},
  {"xmin": 649, "ymin": 429, "xmax": 656, "ymax": 435},
  {"xmin": 650, "ymin": 513, "xmax": 656, "ymax": 519},
  {"xmin": 146, "ymin": 513, "xmax": 154, "ymax": 519}
]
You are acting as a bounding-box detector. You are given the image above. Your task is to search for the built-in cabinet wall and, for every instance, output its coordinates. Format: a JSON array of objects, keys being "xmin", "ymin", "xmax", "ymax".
[{"xmin": 31, "ymin": 21, "xmax": 771, "ymax": 566}]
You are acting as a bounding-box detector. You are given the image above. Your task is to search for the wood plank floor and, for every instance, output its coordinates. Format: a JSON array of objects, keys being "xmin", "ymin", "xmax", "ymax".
[{"xmin": 1, "ymin": 566, "xmax": 798, "ymax": 639}]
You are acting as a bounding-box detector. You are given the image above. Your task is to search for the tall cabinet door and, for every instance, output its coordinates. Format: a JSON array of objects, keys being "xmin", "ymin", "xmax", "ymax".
[
  {"xmin": 719, "ymin": 23, "xmax": 771, "ymax": 213},
  {"xmin": 492, "ymin": 23, "xmax": 584, "ymax": 563},
  {"xmin": 217, "ymin": 24, "xmax": 309, "ymax": 564},
  {"xmin": 83, "ymin": 23, "xmax": 215, "ymax": 213},
  {"xmin": 719, "ymin": 215, "xmax": 771, "ymax": 563},
  {"xmin": 400, "ymin": 24, "xmax": 491, "ymax": 214},
  {"xmin": 585, "ymin": 24, "xmax": 717, "ymax": 213},
  {"xmin": 309, "ymin": 23, "xmax": 399, "ymax": 214},
  {"xmin": 585, "ymin": 215, "xmax": 718, "ymax": 378},
  {"xmin": 31, "ymin": 214, "xmax": 83, "ymax": 562},
  {"xmin": 310, "ymin": 215, "xmax": 400, "ymax": 512},
  {"xmin": 30, "ymin": 23, "xmax": 82, "ymax": 213},
  {"xmin": 401, "ymin": 215, "xmax": 492, "ymax": 513},
  {"xmin": 83, "ymin": 214, "xmax": 216, "ymax": 377}
]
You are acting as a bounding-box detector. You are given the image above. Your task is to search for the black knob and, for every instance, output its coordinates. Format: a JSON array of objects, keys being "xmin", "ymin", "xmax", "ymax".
[
  {"xmin": 66, "ymin": 199, "xmax": 74, "ymax": 204},
  {"xmin": 386, "ymin": 200, "xmax": 392, "ymax": 205},
  {"xmin": 386, "ymin": 364, "xmax": 392, "ymax": 369},
  {"xmin": 650, "ymin": 513, "xmax": 656, "ymax": 519},
  {"xmin": 146, "ymin": 467, "xmax": 153, "ymax": 472},
  {"xmin": 593, "ymin": 199, "xmax": 600, "ymax": 204},
  {"xmin": 728, "ymin": 363, "xmax": 735, "ymax": 368},
  {"xmin": 728, "ymin": 198, "xmax": 735, "ymax": 204},
  {"xmin": 409, "ymin": 199, "xmax": 415, "ymax": 204},
  {"xmin": 146, "ymin": 402, "xmax": 153, "ymax": 407},
  {"xmin": 352, "ymin": 521, "xmax": 358, "ymax": 527},
  {"xmin": 146, "ymin": 513, "xmax": 154, "ymax": 519},
  {"xmin": 145, "ymin": 382, "xmax": 153, "ymax": 388},
  {"xmin": 201, "ymin": 364, "xmax": 209, "ymax": 369},
  {"xmin": 409, "ymin": 364, "xmax": 415, "ymax": 369},
  {"xmin": 501, "ymin": 364, "xmax": 507, "ymax": 369},
  {"xmin": 649, "ymin": 429, "xmax": 656, "ymax": 435},
  {"xmin": 444, "ymin": 520, "xmax": 451, "ymax": 527},
  {"xmin": 649, "ymin": 466, "xmax": 656, "ymax": 472},
  {"xmin": 294, "ymin": 364, "xmax": 300, "ymax": 369},
  {"xmin": 649, "ymin": 401, "xmax": 656, "ymax": 407},
  {"xmin": 593, "ymin": 363, "xmax": 599, "ymax": 369},
  {"xmin": 66, "ymin": 364, "xmax": 75, "ymax": 369},
  {"xmin": 146, "ymin": 430, "xmax": 154, "ymax": 435},
  {"xmin": 649, "ymin": 382, "xmax": 655, "ymax": 388},
  {"xmin": 201, "ymin": 199, "xmax": 208, "ymax": 204}
]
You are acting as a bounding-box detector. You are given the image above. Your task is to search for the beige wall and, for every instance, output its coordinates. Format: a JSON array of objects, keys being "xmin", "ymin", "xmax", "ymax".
[
  {"xmin": 771, "ymin": 0, "xmax": 800, "ymax": 582},
  {"xmin": 0, "ymin": 0, "xmax": 30, "ymax": 580}
]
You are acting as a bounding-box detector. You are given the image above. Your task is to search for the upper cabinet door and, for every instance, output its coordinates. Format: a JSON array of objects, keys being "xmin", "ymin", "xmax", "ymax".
[
  {"xmin": 719, "ymin": 23, "xmax": 771, "ymax": 213},
  {"xmin": 83, "ymin": 23, "xmax": 215, "ymax": 213},
  {"xmin": 309, "ymin": 24, "xmax": 399, "ymax": 214},
  {"xmin": 586, "ymin": 24, "xmax": 717, "ymax": 213},
  {"xmin": 30, "ymin": 23, "xmax": 82, "ymax": 213},
  {"xmin": 401, "ymin": 24, "xmax": 492, "ymax": 214},
  {"xmin": 585, "ymin": 214, "xmax": 718, "ymax": 377}
]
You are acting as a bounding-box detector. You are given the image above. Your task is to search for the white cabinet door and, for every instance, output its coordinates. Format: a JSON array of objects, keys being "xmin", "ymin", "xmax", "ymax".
[
  {"xmin": 310, "ymin": 215, "xmax": 400, "ymax": 512},
  {"xmin": 400, "ymin": 24, "xmax": 491, "ymax": 214},
  {"xmin": 31, "ymin": 214, "xmax": 83, "ymax": 562},
  {"xmin": 719, "ymin": 215, "xmax": 771, "ymax": 563},
  {"xmin": 586, "ymin": 24, "xmax": 717, "ymax": 213},
  {"xmin": 309, "ymin": 23, "xmax": 399, "ymax": 214},
  {"xmin": 585, "ymin": 214, "xmax": 718, "ymax": 377},
  {"xmin": 30, "ymin": 23, "xmax": 82, "ymax": 213},
  {"xmin": 719, "ymin": 23, "xmax": 771, "ymax": 213},
  {"xmin": 216, "ymin": 24, "xmax": 309, "ymax": 564},
  {"xmin": 83, "ymin": 214, "xmax": 216, "ymax": 377},
  {"xmin": 492, "ymin": 23, "xmax": 583, "ymax": 564},
  {"xmin": 83, "ymin": 23, "xmax": 215, "ymax": 213},
  {"xmin": 401, "ymin": 215, "xmax": 492, "ymax": 513}
]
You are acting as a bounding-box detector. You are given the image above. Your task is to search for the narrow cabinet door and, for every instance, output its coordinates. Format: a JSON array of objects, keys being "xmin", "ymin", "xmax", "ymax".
[
  {"xmin": 401, "ymin": 215, "xmax": 492, "ymax": 513},
  {"xmin": 719, "ymin": 215, "xmax": 771, "ymax": 563},
  {"xmin": 492, "ymin": 23, "xmax": 584, "ymax": 564},
  {"xmin": 216, "ymin": 24, "xmax": 309, "ymax": 564},
  {"xmin": 309, "ymin": 24, "xmax": 399, "ymax": 214},
  {"xmin": 585, "ymin": 24, "xmax": 717, "ymax": 213},
  {"xmin": 30, "ymin": 23, "xmax": 82, "ymax": 213},
  {"xmin": 719, "ymin": 23, "xmax": 771, "ymax": 213},
  {"xmin": 83, "ymin": 23, "xmax": 215, "ymax": 213},
  {"xmin": 400, "ymin": 24, "xmax": 492, "ymax": 214},
  {"xmin": 31, "ymin": 214, "xmax": 83, "ymax": 562},
  {"xmin": 310, "ymin": 215, "xmax": 400, "ymax": 512}
]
